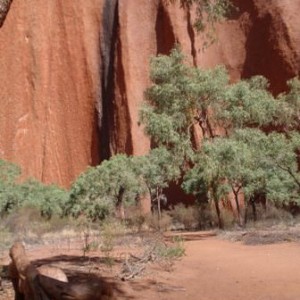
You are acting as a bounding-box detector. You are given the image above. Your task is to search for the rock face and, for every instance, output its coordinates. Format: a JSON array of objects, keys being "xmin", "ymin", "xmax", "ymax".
[
  {"xmin": 0, "ymin": 0, "xmax": 300, "ymax": 187},
  {"xmin": 0, "ymin": 0, "xmax": 103, "ymax": 186},
  {"xmin": 0, "ymin": 0, "xmax": 13, "ymax": 27}
]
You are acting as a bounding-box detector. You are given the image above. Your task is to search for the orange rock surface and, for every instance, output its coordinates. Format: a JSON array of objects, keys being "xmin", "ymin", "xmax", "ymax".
[{"xmin": 0, "ymin": 0, "xmax": 300, "ymax": 187}]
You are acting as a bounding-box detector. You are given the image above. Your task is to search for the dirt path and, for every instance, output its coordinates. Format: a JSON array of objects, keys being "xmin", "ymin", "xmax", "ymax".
[
  {"xmin": 121, "ymin": 237, "xmax": 300, "ymax": 300},
  {"xmin": 2, "ymin": 235, "xmax": 300, "ymax": 299}
]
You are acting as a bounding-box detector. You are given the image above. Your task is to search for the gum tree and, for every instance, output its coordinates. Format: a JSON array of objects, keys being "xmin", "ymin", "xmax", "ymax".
[
  {"xmin": 133, "ymin": 147, "xmax": 181, "ymax": 218},
  {"xmin": 0, "ymin": 159, "xmax": 68, "ymax": 218},
  {"xmin": 65, "ymin": 154, "xmax": 144, "ymax": 221},
  {"xmin": 141, "ymin": 47, "xmax": 300, "ymax": 227}
]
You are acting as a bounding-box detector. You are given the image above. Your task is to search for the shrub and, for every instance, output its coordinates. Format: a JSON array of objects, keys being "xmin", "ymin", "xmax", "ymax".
[
  {"xmin": 18, "ymin": 179, "xmax": 69, "ymax": 219},
  {"xmin": 124, "ymin": 205, "xmax": 147, "ymax": 232},
  {"xmin": 0, "ymin": 159, "xmax": 68, "ymax": 219},
  {"xmin": 65, "ymin": 155, "xmax": 144, "ymax": 222},
  {"xmin": 145, "ymin": 212, "xmax": 172, "ymax": 232},
  {"xmin": 220, "ymin": 208, "xmax": 236, "ymax": 229},
  {"xmin": 156, "ymin": 236, "xmax": 185, "ymax": 259},
  {"xmin": 170, "ymin": 204, "xmax": 199, "ymax": 230}
]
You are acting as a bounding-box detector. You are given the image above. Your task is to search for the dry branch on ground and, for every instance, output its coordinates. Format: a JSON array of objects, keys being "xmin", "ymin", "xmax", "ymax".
[{"xmin": 9, "ymin": 241, "xmax": 113, "ymax": 300}]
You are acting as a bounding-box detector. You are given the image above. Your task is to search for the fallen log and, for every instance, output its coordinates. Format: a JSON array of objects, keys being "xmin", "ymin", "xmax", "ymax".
[
  {"xmin": 9, "ymin": 241, "xmax": 41, "ymax": 299},
  {"xmin": 9, "ymin": 242, "xmax": 113, "ymax": 300}
]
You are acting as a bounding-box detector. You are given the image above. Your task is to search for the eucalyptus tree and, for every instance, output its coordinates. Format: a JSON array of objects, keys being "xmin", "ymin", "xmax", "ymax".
[
  {"xmin": 140, "ymin": 47, "xmax": 228, "ymax": 159},
  {"xmin": 17, "ymin": 179, "xmax": 68, "ymax": 219},
  {"xmin": 141, "ymin": 47, "xmax": 300, "ymax": 226},
  {"xmin": 0, "ymin": 159, "xmax": 68, "ymax": 218},
  {"xmin": 182, "ymin": 129, "xmax": 300, "ymax": 226},
  {"xmin": 133, "ymin": 147, "xmax": 181, "ymax": 218},
  {"xmin": 65, "ymin": 154, "xmax": 144, "ymax": 222},
  {"xmin": 141, "ymin": 48, "xmax": 280, "ymax": 147}
]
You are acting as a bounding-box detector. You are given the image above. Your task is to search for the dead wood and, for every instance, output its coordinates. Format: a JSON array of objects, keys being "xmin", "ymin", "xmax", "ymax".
[
  {"xmin": 119, "ymin": 246, "xmax": 156, "ymax": 281},
  {"xmin": 9, "ymin": 241, "xmax": 114, "ymax": 300}
]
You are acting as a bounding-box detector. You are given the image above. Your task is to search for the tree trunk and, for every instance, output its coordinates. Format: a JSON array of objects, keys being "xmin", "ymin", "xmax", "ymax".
[
  {"xmin": 250, "ymin": 197, "xmax": 257, "ymax": 221},
  {"xmin": 211, "ymin": 185, "xmax": 223, "ymax": 229},
  {"xmin": 9, "ymin": 242, "xmax": 51, "ymax": 300},
  {"xmin": 232, "ymin": 187, "xmax": 244, "ymax": 227},
  {"xmin": 156, "ymin": 187, "xmax": 162, "ymax": 221},
  {"xmin": 116, "ymin": 187, "xmax": 125, "ymax": 220},
  {"xmin": 138, "ymin": 193, "xmax": 151, "ymax": 215},
  {"xmin": 213, "ymin": 198, "xmax": 223, "ymax": 229}
]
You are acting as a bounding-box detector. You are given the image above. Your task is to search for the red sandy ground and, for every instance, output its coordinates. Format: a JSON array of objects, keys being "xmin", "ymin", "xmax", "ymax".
[
  {"xmin": 121, "ymin": 235, "xmax": 300, "ymax": 300},
  {"xmin": 2, "ymin": 233, "xmax": 300, "ymax": 299}
]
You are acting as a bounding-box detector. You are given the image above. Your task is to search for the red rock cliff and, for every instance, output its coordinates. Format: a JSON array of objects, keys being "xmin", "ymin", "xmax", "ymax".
[{"xmin": 0, "ymin": 0, "xmax": 300, "ymax": 187}]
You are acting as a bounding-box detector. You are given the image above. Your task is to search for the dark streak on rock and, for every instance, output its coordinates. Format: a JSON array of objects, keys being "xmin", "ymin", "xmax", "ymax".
[{"xmin": 100, "ymin": 0, "xmax": 119, "ymax": 159}]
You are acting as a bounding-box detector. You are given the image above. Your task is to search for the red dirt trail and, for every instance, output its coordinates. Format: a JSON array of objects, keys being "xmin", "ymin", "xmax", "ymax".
[
  {"xmin": 2, "ymin": 235, "xmax": 300, "ymax": 299},
  {"xmin": 122, "ymin": 237, "xmax": 300, "ymax": 300}
]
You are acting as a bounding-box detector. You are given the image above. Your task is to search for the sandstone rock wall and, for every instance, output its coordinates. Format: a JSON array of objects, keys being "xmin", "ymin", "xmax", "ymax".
[
  {"xmin": 0, "ymin": 0, "xmax": 300, "ymax": 187},
  {"xmin": 0, "ymin": 0, "xmax": 103, "ymax": 186}
]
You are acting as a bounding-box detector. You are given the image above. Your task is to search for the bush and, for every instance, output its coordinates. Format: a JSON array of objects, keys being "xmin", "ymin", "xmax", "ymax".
[
  {"xmin": 156, "ymin": 236, "xmax": 185, "ymax": 259},
  {"xmin": 0, "ymin": 159, "xmax": 68, "ymax": 219},
  {"xmin": 220, "ymin": 208, "xmax": 236, "ymax": 229},
  {"xmin": 154, "ymin": 235, "xmax": 185, "ymax": 272},
  {"xmin": 65, "ymin": 154, "xmax": 144, "ymax": 222},
  {"xmin": 246, "ymin": 203, "xmax": 293, "ymax": 227},
  {"xmin": 145, "ymin": 212, "xmax": 172, "ymax": 231},
  {"xmin": 98, "ymin": 219, "xmax": 127, "ymax": 265},
  {"xmin": 170, "ymin": 204, "xmax": 199, "ymax": 230},
  {"xmin": 18, "ymin": 179, "xmax": 69, "ymax": 219},
  {"xmin": 124, "ymin": 205, "xmax": 147, "ymax": 232},
  {"xmin": 65, "ymin": 193, "xmax": 114, "ymax": 223}
]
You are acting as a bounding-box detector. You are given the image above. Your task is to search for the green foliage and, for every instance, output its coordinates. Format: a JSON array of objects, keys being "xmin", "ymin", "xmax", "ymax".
[
  {"xmin": 142, "ymin": 48, "xmax": 281, "ymax": 145},
  {"xmin": 156, "ymin": 236, "xmax": 185, "ymax": 259},
  {"xmin": 219, "ymin": 76, "xmax": 277, "ymax": 129},
  {"xmin": 141, "ymin": 47, "xmax": 300, "ymax": 226},
  {"xmin": 183, "ymin": 128, "xmax": 300, "ymax": 224},
  {"xmin": 65, "ymin": 154, "xmax": 145, "ymax": 221},
  {"xmin": 170, "ymin": 0, "xmax": 233, "ymax": 32},
  {"xmin": 168, "ymin": 0, "xmax": 235, "ymax": 49},
  {"xmin": 4, "ymin": 43, "xmax": 300, "ymax": 231},
  {"xmin": 276, "ymin": 78, "xmax": 300, "ymax": 130},
  {"xmin": 0, "ymin": 160, "xmax": 22, "ymax": 214},
  {"xmin": 17, "ymin": 179, "xmax": 69, "ymax": 219},
  {"xmin": 133, "ymin": 147, "xmax": 181, "ymax": 201},
  {"xmin": 170, "ymin": 203, "xmax": 200, "ymax": 229},
  {"xmin": 141, "ymin": 48, "xmax": 228, "ymax": 160},
  {"xmin": 0, "ymin": 159, "xmax": 21, "ymax": 182},
  {"xmin": 140, "ymin": 49, "xmax": 195, "ymax": 161},
  {"xmin": 0, "ymin": 159, "xmax": 68, "ymax": 218},
  {"xmin": 66, "ymin": 148, "xmax": 182, "ymax": 222}
]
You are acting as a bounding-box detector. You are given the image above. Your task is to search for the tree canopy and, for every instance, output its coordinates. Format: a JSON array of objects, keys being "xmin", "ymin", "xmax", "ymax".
[
  {"xmin": 141, "ymin": 47, "xmax": 300, "ymax": 226},
  {"xmin": 0, "ymin": 159, "xmax": 68, "ymax": 218}
]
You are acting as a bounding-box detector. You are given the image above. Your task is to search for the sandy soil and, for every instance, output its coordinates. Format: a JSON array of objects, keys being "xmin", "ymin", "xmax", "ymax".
[{"xmin": 1, "ymin": 233, "xmax": 300, "ymax": 300}]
